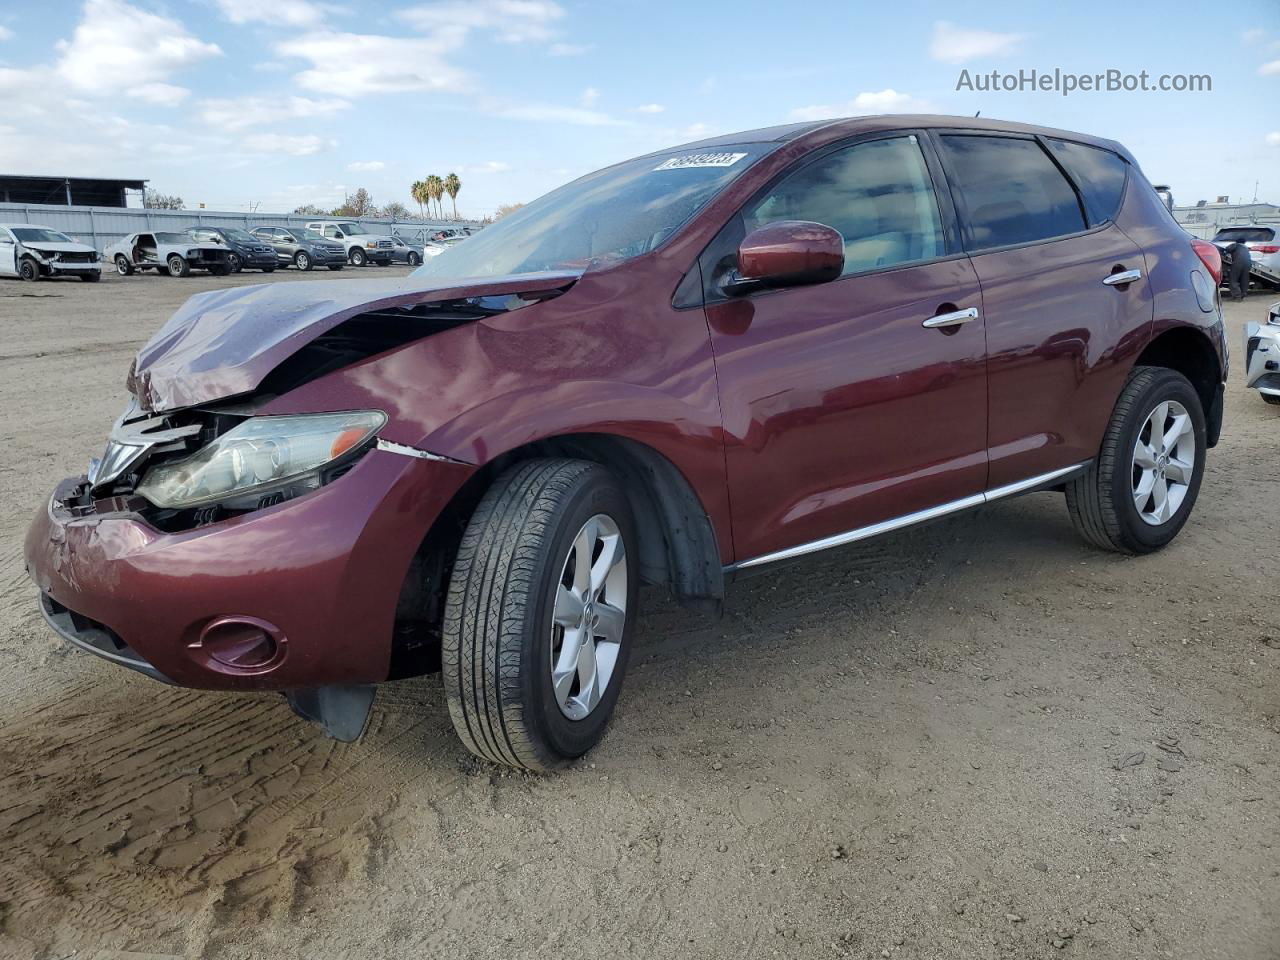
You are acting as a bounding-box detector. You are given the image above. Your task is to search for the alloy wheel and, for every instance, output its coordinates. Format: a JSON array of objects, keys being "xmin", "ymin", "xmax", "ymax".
[
  {"xmin": 549, "ymin": 514, "xmax": 627, "ymax": 720},
  {"xmin": 1131, "ymin": 399, "xmax": 1195, "ymax": 525}
]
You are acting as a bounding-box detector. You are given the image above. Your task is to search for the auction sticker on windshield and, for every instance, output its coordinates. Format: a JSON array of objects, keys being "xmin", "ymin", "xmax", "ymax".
[{"xmin": 654, "ymin": 152, "xmax": 747, "ymax": 170}]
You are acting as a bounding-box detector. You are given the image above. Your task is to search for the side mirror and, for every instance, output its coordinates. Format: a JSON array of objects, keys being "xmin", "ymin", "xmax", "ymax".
[{"xmin": 727, "ymin": 220, "xmax": 844, "ymax": 295}]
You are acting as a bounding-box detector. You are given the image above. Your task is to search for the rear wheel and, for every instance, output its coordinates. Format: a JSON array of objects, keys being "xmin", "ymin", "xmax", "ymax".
[
  {"xmin": 294, "ymin": 250, "xmax": 312, "ymax": 271},
  {"xmin": 114, "ymin": 255, "xmax": 133, "ymax": 276},
  {"xmin": 166, "ymin": 254, "xmax": 189, "ymax": 278},
  {"xmin": 442, "ymin": 459, "xmax": 637, "ymax": 771},
  {"xmin": 1066, "ymin": 366, "xmax": 1206, "ymax": 554},
  {"xmin": 18, "ymin": 258, "xmax": 39, "ymax": 281},
  {"xmin": 407, "ymin": 251, "xmax": 421, "ymax": 266}
]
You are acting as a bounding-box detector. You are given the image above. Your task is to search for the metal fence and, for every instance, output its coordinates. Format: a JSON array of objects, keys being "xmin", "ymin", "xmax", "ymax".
[{"xmin": 0, "ymin": 203, "xmax": 480, "ymax": 252}]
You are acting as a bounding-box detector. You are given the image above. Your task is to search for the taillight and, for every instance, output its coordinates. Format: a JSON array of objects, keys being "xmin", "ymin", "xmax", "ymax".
[
  {"xmin": 1190, "ymin": 238, "xmax": 1222, "ymax": 285},
  {"xmin": 1251, "ymin": 244, "xmax": 1280, "ymax": 254}
]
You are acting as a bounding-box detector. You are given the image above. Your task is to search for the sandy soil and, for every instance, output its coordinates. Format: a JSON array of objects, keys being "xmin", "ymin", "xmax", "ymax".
[{"xmin": 0, "ymin": 267, "xmax": 1276, "ymax": 960}]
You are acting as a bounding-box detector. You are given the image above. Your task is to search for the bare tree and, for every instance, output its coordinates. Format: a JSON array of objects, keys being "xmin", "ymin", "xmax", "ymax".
[
  {"xmin": 292, "ymin": 203, "xmax": 327, "ymax": 215},
  {"xmin": 379, "ymin": 200, "xmax": 412, "ymax": 219},
  {"xmin": 143, "ymin": 190, "xmax": 185, "ymax": 210},
  {"xmin": 493, "ymin": 202, "xmax": 525, "ymax": 220},
  {"xmin": 333, "ymin": 188, "xmax": 376, "ymax": 218}
]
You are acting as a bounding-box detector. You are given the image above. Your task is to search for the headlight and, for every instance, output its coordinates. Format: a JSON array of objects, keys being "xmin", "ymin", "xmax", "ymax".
[
  {"xmin": 187, "ymin": 249, "xmax": 200, "ymax": 258},
  {"xmin": 135, "ymin": 411, "xmax": 386, "ymax": 509},
  {"xmin": 366, "ymin": 241, "xmax": 376, "ymax": 248}
]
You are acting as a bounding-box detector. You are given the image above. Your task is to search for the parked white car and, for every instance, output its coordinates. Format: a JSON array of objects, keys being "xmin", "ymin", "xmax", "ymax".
[
  {"xmin": 104, "ymin": 232, "xmax": 233, "ymax": 277},
  {"xmin": 1244, "ymin": 301, "xmax": 1280, "ymax": 405},
  {"xmin": 1212, "ymin": 226, "xmax": 1280, "ymax": 292},
  {"xmin": 0, "ymin": 224, "xmax": 101, "ymax": 282},
  {"xmin": 303, "ymin": 220, "xmax": 395, "ymax": 266}
]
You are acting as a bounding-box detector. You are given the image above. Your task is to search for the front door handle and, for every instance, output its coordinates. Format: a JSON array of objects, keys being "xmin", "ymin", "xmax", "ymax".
[
  {"xmin": 1103, "ymin": 268, "xmax": 1143, "ymax": 286},
  {"xmin": 922, "ymin": 306, "xmax": 980, "ymax": 328}
]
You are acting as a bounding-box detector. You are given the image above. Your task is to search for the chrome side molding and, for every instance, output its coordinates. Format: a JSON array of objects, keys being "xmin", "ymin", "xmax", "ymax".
[
  {"xmin": 731, "ymin": 461, "xmax": 1090, "ymax": 571},
  {"xmin": 376, "ymin": 438, "xmax": 470, "ymax": 465}
]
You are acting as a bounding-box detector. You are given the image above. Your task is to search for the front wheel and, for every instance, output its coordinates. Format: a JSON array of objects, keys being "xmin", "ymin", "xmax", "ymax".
[
  {"xmin": 18, "ymin": 258, "xmax": 39, "ymax": 281},
  {"xmin": 166, "ymin": 254, "xmax": 189, "ymax": 277},
  {"xmin": 228, "ymin": 253, "xmax": 242, "ymax": 274},
  {"xmin": 1066, "ymin": 366, "xmax": 1206, "ymax": 554},
  {"xmin": 1262, "ymin": 393, "xmax": 1280, "ymax": 406},
  {"xmin": 407, "ymin": 252, "xmax": 421, "ymax": 266},
  {"xmin": 294, "ymin": 250, "xmax": 312, "ymax": 271},
  {"xmin": 114, "ymin": 255, "xmax": 133, "ymax": 276},
  {"xmin": 442, "ymin": 459, "xmax": 637, "ymax": 772},
  {"xmin": 349, "ymin": 247, "xmax": 367, "ymax": 267}
]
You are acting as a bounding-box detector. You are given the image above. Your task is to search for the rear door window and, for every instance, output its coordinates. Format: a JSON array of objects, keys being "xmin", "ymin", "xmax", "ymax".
[
  {"xmin": 743, "ymin": 135, "xmax": 946, "ymax": 276},
  {"xmin": 1045, "ymin": 138, "xmax": 1129, "ymax": 225},
  {"xmin": 938, "ymin": 135, "xmax": 1087, "ymax": 250}
]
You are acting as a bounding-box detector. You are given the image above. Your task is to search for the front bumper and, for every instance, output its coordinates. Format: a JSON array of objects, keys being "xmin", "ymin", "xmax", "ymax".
[
  {"xmin": 24, "ymin": 449, "xmax": 471, "ymax": 691},
  {"xmin": 364, "ymin": 248, "xmax": 393, "ymax": 263},
  {"xmin": 1245, "ymin": 307, "xmax": 1280, "ymax": 396},
  {"xmin": 237, "ymin": 252, "xmax": 278, "ymax": 269},
  {"xmin": 44, "ymin": 260, "xmax": 101, "ymax": 275}
]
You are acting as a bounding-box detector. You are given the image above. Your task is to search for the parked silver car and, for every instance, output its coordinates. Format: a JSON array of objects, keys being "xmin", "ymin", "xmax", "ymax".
[
  {"xmin": 1212, "ymin": 226, "xmax": 1280, "ymax": 291},
  {"xmin": 105, "ymin": 232, "xmax": 233, "ymax": 277},
  {"xmin": 0, "ymin": 224, "xmax": 101, "ymax": 281},
  {"xmin": 1244, "ymin": 301, "xmax": 1280, "ymax": 405}
]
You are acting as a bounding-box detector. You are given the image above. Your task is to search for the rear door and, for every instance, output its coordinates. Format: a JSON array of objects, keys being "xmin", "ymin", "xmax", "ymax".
[
  {"xmin": 703, "ymin": 133, "xmax": 989, "ymax": 565},
  {"xmin": 932, "ymin": 132, "xmax": 1152, "ymax": 490},
  {"xmin": 0, "ymin": 228, "xmax": 16, "ymax": 276}
]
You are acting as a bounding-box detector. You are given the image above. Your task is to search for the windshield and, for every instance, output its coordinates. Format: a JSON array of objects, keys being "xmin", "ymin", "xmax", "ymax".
[
  {"xmin": 223, "ymin": 228, "xmax": 255, "ymax": 243},
  {"xmin": 411, "ymin": 143, "xmax": 772, "ymax": 281},
  {"xmin": 12, "ymin": 227, "xmax": 75, "ymax": 244},
  {"xmin": 156, "ymin": 233, "xmax": 189, "ymax": 244},
  {"xmin": 1214, "ymin": 227, "xmax": 1274, "ymax": 243},
  {"xmin": 338, "ymin": 222, "xmax": 370, "ymax": 235}
]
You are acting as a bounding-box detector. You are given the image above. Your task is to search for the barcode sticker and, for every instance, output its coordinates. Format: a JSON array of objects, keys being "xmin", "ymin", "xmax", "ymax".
[{"xmin": 654, "ymin": 152, "xmax": 747, "ymax": 171}]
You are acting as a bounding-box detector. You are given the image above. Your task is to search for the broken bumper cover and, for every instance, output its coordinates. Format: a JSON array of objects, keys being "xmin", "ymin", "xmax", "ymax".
[{"xmin": 24, "ymin": 448, "xmax": 471, "ymax": 691}]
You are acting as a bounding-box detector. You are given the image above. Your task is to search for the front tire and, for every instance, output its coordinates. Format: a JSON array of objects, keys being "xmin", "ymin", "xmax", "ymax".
[
  {"xmin": 1066, "ymin": 366, "xmax": 1206, "ymax": 554},
  {"xmin": 294, "ymin": 250, "xmax": 312, "ymax": 271},
  {"xmin": 442, "ymin": 459, "xmax": 638, "ymax": 772},
  {"xmin": 228, "ymin": 253, "xmax": 242, "ymax": 274},
  {"xmin": 18, "ymin": 258, "xmax": 39, "ymax": 281},
  {"xmin": 407, "ymin": 252, "xmax": 421, "ymax": 266},
  {"xmin": 349, "ymin": 247, "xmax": 367, "ymax": 267},
  {"xmin": 1262, "ymin": 393, "xmax": 1280, "ymax": 406},
  {"xmin": 166, "ymin": 254, "xmax": 189, "ymax": 278},
  {"xmin": 114, "ymin": 255, "xmax": 133, "ymax": 276}
]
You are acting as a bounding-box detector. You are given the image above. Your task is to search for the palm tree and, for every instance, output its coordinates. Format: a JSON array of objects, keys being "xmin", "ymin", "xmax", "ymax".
[
  {"xmin": 425, "ymin": 175, "xmax": 444, "ymax": 220},
  {"xmin": 410, "ymin": 179, "xmax": 427, "ymax": 218},
  {"xmin": 444, "ymin": 172, "xmax": 461, "ymax": 220}
]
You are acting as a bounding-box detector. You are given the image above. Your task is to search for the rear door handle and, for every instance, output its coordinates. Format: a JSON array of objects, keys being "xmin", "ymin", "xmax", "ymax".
[
  {"xmin": 922, "ymin": 306, "xmax": 980, "ymax": 328},
  {"xmin": 1103, "ymin": 268, "xmax": 1143, "ymax": 286}
]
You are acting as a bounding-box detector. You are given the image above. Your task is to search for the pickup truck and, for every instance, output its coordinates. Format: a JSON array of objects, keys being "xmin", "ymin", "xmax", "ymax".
[{"xmin": 304, "ymin": 220, "xmax": 395, "ymax": 266}]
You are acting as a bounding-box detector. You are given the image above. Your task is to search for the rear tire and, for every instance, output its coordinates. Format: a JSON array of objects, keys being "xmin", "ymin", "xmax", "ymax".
[
  {"xmin": 407, "ymin": 252, "xmax": 421, "ymax": 266},
  {"xmin": 1066, "ymin": 366, "xmax": 1206, "ymax": 554},
  {"xmin": 442, "ymin": 459, "xmax": 637, "ymax": 772}
]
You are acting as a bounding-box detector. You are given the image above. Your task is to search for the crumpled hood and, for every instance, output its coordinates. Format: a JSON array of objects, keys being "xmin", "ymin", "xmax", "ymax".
[
  {"xmin": 132, "ymin": 270, "xmax": 582, "ymax": 413},
  {"xmin": 24, "ymin": 242, "xmax": 98, "ymax": 256}
]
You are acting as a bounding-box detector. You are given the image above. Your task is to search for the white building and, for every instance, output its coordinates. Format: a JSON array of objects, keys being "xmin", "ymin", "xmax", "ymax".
[{"xmin": 1173, "ymin": 198, "xmax": 1280, "ymax": 239}]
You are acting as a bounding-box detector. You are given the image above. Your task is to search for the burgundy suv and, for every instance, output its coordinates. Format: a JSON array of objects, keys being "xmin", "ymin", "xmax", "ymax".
[{"xmin": 24, "ymin": 116, "xmax": 1227, "ymax": 770}]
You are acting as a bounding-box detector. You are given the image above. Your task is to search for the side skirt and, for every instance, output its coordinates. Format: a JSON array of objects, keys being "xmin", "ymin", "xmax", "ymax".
[{"xmin": 726, "ymin": 461, "xmax": 1091, "ymax": 574}]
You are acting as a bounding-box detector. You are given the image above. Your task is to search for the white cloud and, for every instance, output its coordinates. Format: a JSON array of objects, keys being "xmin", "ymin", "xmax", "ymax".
[
  {"xmin": 1260, "ymin": 59, "xmax": 1280, "ymax": 76},
  {"xmin": 214, "ymin": 0, "xmax": 331, "ymax": 27},
  {"xmin": 198, "ymin": 95, "xmax": 350, "ymax": 131},
  {"xmin": 580, "ymin": 86, "xmax": 600, "ymax": 107},
  {"xmin": 55, "ymin": 0, "xmax": 221, "ymax": 100},
  {"xmin": 132, "ymin": 83, "xmax": 190, "ymax": 106},
  {"xmin": 242, "ymin": 132, "xmax": 335, "ymax": 156},
  {"xmin": 0, "ymin": 25, "xmax": 12, "ymax": 41},
  {"xmin": 1266, "ymin": 132, "xmax": 1280, "ymax": 147},
  {"xmin": 929, "ymin": 21, "xmax": 1025, "ymax": 64},
  {"xmin": 399, "ymin": 0, "xmax": 565, "ymax": 45},
  {"xmin": 634, "ymin": 103, "xmax": 664, "ymax": 114},
  {"xmin": 681, "ymin": 122, "xmax": 711, "ymax": 139},
  {"xmin": 347, "ymin": 160, "xmax": 385, "ymax": 172},
  {"xmin": 548, "ymin": 42, "xmax": 591, "ymax": 56},
  {"xmin": 791, "ymin": 89, "xmax": 936, "ymax": 121},
  {"xmin": 487, "ymin": 101, "xmax": 621, "ymax": 126},
  {"xmin": 276, "ymin": 31, "xmax": 468, "ymax": 95},
  {"xmin": 1242, "ymin": 28, "xmax": 1266, "ymax": 44}
]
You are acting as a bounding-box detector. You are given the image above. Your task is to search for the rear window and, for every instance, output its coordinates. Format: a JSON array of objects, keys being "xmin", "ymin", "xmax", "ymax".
[
  {"xmin": 1213, "ymin": 227, "xmax": 1275, "ymax": 243},
  {"xmin": 1045, "ymin": 139, "xmax": 1129, "ymax": 225},
  {"xmin": 938, "ymin": 135, "xmax": 1086, "ymax": 250}
]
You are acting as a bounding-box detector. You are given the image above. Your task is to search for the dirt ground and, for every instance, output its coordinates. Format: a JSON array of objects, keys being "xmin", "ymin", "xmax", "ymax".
[{"xmin": 0, "ymin": 266, "xmax": 1276, "ymax": 960}]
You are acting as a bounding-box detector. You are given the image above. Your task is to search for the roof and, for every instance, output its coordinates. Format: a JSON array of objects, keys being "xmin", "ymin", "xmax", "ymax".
[{"xmin": 0, "ymin": 174, "xmax": 148, "ymax": 187}]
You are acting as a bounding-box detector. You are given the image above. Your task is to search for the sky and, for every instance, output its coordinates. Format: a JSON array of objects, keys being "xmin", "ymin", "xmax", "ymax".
[{"xmin": 0, "ymin": 0, "xmax": 1278, "ymax": 219}]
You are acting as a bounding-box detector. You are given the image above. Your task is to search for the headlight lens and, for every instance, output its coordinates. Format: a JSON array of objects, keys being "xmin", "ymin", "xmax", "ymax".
[
  {"xmin": 135, "ymin": 411, "xmax": 386, "ymax": 509},
  {"xmin": 366, "ymin": 241, "xmax": 376, "ymax": 248}
]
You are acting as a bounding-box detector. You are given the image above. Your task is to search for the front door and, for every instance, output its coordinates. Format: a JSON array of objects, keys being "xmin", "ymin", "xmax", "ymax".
[
  {"xmin": 703, "ymin": 134, "xmax": 989, "ymax": 565},
  {"xmin": 932, "ymin": 133, "xmax": 1153, "ymax": 489},
  {"xmin": 0, "ymin": 228, "xmax": 16, "ymax": 276}
]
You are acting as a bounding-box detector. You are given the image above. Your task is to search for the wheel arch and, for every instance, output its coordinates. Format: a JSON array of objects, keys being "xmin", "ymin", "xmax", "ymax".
[
  {"xmin": 390, "ymin": 432, "xmax": 724, "ymax": 679},
  {"xmin": 1131, "ymin": 323, "xmax": 1224, "ymax": 446}
]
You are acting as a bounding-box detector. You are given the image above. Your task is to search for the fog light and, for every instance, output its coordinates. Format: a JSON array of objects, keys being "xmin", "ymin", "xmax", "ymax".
[{"xmin": 195, "ymin": 617, "xmax": 285, "ymax": 671}]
